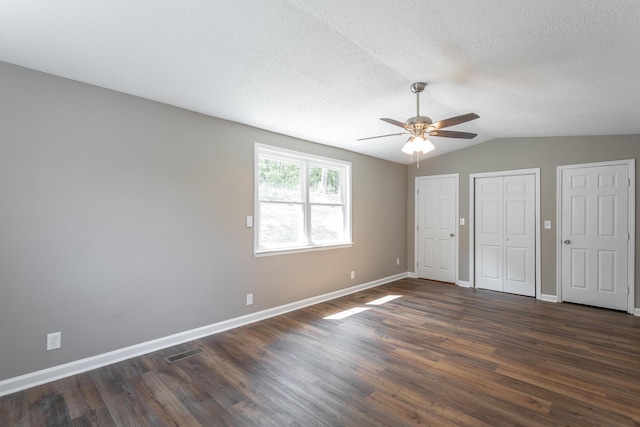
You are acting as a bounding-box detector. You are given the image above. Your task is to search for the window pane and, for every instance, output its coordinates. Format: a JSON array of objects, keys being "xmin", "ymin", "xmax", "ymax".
[
  {"xmin": 309, "ymin": 166, "xmax": 342, "ymax": 204},
  {"xmin": 259, "ymin": 158, "xmax": 302, "ymax": 202},
  {"xmin": 259, "ymin": 202, "xmax": 304, "ymax": 248},
  {"xmin": 310, "ymin": 205, "xmax": 344, "ymax": 243}
]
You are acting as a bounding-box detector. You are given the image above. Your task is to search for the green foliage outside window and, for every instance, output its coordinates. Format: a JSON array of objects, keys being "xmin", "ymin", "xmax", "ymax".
[
  {"xmin": 309, "ymin": 167, "xmax": 340, "ymax": 194},
  {"xmin": 259, "ymin": 158, "xmax": 301, "ymax": 202},
  {"xmin": 259, "ymin": 158, "xmax": 300, "ymax": 191},
  {"xmin": 259, "ymin": 158, "xmax": 342, "ymax": 204}
]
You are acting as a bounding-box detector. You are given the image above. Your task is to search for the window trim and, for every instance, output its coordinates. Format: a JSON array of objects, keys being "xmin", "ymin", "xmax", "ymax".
[{"xmin": 254, "ymin": 143, "xmax": 352, "ymax": 256}]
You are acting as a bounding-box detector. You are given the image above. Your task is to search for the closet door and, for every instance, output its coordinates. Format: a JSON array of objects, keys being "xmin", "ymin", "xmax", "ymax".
[
  {"xmin": 503, "ymin": 175, "xmax": 536, "ymax": 296},
  {"xmin": 475, "ymin": 175, "xmax": 535, "ymax": 296},
  {"xmin": 475, "ymin": 177, "xmax": 504, "ymax": 292}
]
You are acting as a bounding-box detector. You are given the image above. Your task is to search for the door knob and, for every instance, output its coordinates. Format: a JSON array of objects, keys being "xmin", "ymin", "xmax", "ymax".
[
  {"xmin": 563, "ymin": 239, "xmax": 571, "ymax": 244},
  {"xmin": 450, "ymin": 233, "xmax": 455, "ymax": 237}
]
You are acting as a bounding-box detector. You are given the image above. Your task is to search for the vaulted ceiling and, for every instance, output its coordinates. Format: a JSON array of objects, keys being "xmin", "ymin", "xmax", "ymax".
[{"xmin": 1, "ymin": 1, "xmax": 639, "ymax": 164}]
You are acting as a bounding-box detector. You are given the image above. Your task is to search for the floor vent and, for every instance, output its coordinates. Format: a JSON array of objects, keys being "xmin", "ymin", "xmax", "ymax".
[{"xmin": 163, "ymin": 347, "xmax": 203, "ymax": 364}]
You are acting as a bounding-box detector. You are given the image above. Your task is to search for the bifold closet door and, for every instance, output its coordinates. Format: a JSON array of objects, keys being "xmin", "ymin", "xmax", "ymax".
[
  {"xmin": 475, "ymin": 177, "xmax": 503, "ymax": 292},
  {"xmin": 475, "ymin": 175, "xmax": 535, "ymax": 296}
]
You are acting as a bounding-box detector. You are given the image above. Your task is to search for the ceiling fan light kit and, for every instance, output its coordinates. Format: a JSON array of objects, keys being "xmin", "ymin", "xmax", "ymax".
[
  {"xmin": 402, "ymin": 135, "xmax": 434, "ymax": 155},
  {"xmin": 359, "ymin": 82, "xmax": 480, "ymax": 162}
]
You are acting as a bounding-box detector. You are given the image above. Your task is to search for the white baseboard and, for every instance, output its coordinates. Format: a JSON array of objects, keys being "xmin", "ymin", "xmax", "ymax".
[
  {"xmin": 457, "ymin": 280, "xmax": 471, "ymax": 288},
  {"xmin": 539, "ymin": 294, "xmax": 558, "ymax": 303},
  {"xmin": 634, "ymin": 308, "xmax": 640, "ymax": 316},
  {"xmin": 407, "ymin": 272, "xmax": 417, "ymax": 278},
  {"xmin": 0, "ymin": 272, "xmax": 409, "ymax": 397}
]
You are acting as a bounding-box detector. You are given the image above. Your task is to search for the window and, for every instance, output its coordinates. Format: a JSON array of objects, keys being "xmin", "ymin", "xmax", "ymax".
[{"xmin": 255, "ymin": 143, "xmax": 352, "ymax": 255}]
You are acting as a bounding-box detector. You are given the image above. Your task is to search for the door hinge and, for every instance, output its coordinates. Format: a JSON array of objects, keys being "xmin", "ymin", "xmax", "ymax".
[
  {"xmin": 417, "ymin": 188, "xmax": 420, "ymax": 195},
  {"xmin": 417, "ymin": 262, "xmax": 419, "ymax": 268},
  {"xmin": 417, "ymin": 225, "xmax": 419, "ymax": 231},
  {"xmin": 628, "ymin": 233, "xmax": 631, "ymax": 241}
]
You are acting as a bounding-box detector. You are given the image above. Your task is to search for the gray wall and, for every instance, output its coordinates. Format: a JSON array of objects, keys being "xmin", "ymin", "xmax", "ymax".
[
  {"xmin": 0, "ymin": 61, "xmax": 408, "ymax": 381},
  {"xmin": 407, "ymin": 135, "xmax": 640, "ymax": 303}
]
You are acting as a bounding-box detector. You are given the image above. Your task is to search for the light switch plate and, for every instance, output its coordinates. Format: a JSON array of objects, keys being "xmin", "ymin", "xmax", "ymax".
[
  {"xmin": 544, "ymin": 220, "xmax": 551, "ymax": 229},
  {"xmin": 246, "ymin": 216, "xmax": 253, "ymax": 228},
  {"xmin": 459, "ymin": 218, "xmax": 465, "ymax": 226}
]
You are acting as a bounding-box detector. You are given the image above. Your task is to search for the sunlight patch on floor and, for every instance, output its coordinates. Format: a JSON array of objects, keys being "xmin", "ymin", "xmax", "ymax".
[
  {"xmin": 323, "ymin": 307, "xmax": 370, "ymax": 320},
  {"xmin": 324, "ymin": 295, "xmax": 403, "ymax": 320},
  {"xmin": 366, "ymin": 295, "xmax": 402, "ymax": 306}
]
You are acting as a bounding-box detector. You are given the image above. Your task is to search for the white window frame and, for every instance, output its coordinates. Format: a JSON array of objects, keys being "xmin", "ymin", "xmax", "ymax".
[{"xmin": 254, "ymin": 143, "xmax": 352, "ymax": 256}]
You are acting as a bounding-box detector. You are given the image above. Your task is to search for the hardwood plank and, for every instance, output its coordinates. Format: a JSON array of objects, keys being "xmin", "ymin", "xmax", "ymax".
[
  {"xmin": 0, "ymin": 387, "xmax": 30, "ymax": 427},
  {"xmin": 61, "ymin": 377, "xmax": 107, "ymax": 421},
  {"xmin": 28, "ymin": 393, "xmax": 72, "ymax": 426},
  {"xmin": 70, "ymin": 406, "xmax": 116, "ymax": 427}
]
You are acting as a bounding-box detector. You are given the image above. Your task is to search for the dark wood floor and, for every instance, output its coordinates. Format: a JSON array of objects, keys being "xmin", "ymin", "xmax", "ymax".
[{"xmin": 2, "ymin": 278, "xmax": 640, "ymax": 426}]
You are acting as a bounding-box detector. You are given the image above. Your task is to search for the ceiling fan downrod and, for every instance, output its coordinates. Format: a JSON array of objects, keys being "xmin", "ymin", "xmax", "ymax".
[{"xmin": 410, "ymin": 82, "xmax": 426, "ymax": 117}]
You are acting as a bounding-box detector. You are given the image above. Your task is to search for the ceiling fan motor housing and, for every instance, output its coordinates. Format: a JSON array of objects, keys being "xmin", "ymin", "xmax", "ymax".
[{"xmin": 405, "ymin": 116, "xmax": 435, "ymax": 135}]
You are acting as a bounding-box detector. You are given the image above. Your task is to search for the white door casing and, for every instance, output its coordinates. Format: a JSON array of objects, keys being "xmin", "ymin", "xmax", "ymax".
[
  {"xmin": 558, "ymin": 160, "xmax": 635, "ymax": 312},
  {"xmin": 415, "ymin": 175, "xmax": 458, "ymax": 283},
  {"xmin": 475, "ymin": 174, "xmax": 536, "ymax": 296}
]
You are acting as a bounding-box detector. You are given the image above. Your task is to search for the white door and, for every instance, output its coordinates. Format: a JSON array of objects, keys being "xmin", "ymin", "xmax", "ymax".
[
  {"xmin": 503, "ymin": 175, "xmax": 536, "ymax": 296},
  {"xmin": 416, "ymin": 176, "xmax": 457, "ymax": 282},
  {"xmin": 475, "ymin": 175, "xmax": 535, "ymax": 296},
  {"xmin": 561, "ymin": 164, "xmax": 629, "ymax": 310},
  {"xmin": 475, "ymin": 177, "xmax": 503, "ymax": 292}
]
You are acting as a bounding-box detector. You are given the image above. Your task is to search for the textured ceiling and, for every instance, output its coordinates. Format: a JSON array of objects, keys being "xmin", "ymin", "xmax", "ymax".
[{"xmin": 1, "ymin": 0, "xmax": 639, "ymax": 164}]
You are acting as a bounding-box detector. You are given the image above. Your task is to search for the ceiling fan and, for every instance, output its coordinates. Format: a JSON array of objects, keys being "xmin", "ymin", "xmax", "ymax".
[{"xmin": 358, "ymin": 82, "xmax": 479, "ymax": 155}]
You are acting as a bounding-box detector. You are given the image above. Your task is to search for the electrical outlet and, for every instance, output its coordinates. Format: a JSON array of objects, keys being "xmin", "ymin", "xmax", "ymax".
[
  {"xmin": 246, "ymin": 293, "xmax": 253, "ymax": 305},
  {"xmin": 396, "ymin": 258, "xmax": 400, "ymax": 266},
  {"xmin": 47, "ymin": 332, "xmax": 61, "ymax": 351},
  {"xmin": 351, "ymin": 271, "xmax": 355, "ymax": 280}
]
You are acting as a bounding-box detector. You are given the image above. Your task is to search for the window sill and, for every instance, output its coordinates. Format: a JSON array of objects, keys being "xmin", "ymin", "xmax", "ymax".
[{"xmin": 254, "ymin": 242, "xmax": 353, "ymax": 257}]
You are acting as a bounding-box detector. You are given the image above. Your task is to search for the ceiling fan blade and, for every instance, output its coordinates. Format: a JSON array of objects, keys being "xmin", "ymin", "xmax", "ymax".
[
  {"xmin": 357, "ymin": 132, "xmax": 407, "ymax": 141},
  {"xmin": 431, "ymin": 113, "xmax": 479, "ymax": 130},
  {"xmin": 380, "ymin": 118, "xmax": 410, "ymax": 129},
  {"xmin": 428, "ymin": 130, "xmax": 477, "ymax": 139}
]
